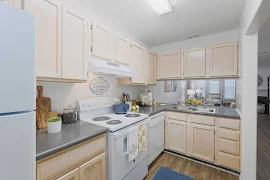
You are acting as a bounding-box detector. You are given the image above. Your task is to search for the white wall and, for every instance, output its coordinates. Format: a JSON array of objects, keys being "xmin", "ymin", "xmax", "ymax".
[
  {"xmin": 258, "ymin": 65, "xmax": 270, "ymax": 96},
  {"xmin": 151, "ymin": 29, "xmax": 238, "ymax": 53},
  {"xmin": 37, "ymin": 74, "xmax": 143, "ymax": 112},
  {"xmin": 238, "ymin": 0, "xmax": 263, "ymax": 179}
]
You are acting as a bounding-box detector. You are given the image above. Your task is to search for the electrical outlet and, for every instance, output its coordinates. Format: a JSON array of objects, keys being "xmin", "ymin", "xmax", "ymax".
[{"xmin": 52, "ymin": 100, "xmax": 57, "ymax": 111}]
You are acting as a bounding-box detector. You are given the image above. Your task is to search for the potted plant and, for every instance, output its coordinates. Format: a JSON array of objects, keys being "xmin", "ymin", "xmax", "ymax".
[{"xmin": 47, "ymin": 117, "xmax": 62, "ymax": 134}]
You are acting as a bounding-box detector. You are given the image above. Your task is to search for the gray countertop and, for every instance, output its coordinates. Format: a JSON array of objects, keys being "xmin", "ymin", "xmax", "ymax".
[
  {"xmin": 36, "ymin": 103, "xmax": 239, "ymax": 161},
  {"xmin": 36, "ymin": 121, "xmax": 108, "ymax": 161},
  {"xmin": 138, "ymin": 103, "xmax": 241, "ymax": 119}
]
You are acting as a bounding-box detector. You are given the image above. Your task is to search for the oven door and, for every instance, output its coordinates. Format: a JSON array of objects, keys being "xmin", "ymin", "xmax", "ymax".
[{"xmin": 108, "ymin": 118, "xmax": 149, "ymax": 180}]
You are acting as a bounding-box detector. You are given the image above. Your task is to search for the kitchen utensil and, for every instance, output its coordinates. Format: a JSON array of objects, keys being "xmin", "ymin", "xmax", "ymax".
[
  {"xmin": 49, "ymin": 111, "xmax": 58, "ymax": 119},
  {"xmin": 126, "ymin": 102, "xmax": 132, "ymax": 111},
  {"xmin": 36, "ymin": 86, "xmax": 51, "ymax": 129},
  {"xmin": 113, "ymin": 103, "xmax": 129, "ymax": 114}
]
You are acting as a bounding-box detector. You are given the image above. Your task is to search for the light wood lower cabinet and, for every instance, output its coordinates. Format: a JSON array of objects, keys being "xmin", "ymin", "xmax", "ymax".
[
  {"xmin": 165, "ymin": 112, "xmax": 241, "ymax": 172},
  {"xmin": 56, "ymin": 168, "xmax": 79, "ymax": 180},
  {"xmin": 79, "ymin": 152, "xmax": 106, "ymax": 180},
  {"xmin": 166, "ymin": 119, "xmax": 187, "ymax": 154},
  {"xmin": 189, "ymin": 123, "xmax": 215, "ymax": 163},
  {"xmin": 36, "ymin": 134, "xmax": 107, "ymax": 180}
]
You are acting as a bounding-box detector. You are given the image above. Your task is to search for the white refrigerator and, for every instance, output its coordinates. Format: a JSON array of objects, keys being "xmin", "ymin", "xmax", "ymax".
[{"xmin": 0, "ymin": 2, "xmax": 36, "ymax": 180}]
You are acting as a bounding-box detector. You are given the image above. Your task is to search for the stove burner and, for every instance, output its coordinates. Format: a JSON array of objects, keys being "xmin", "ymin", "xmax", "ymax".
[
  {"xmin": 125, "ymin": 114, "xmax": 141, "ymax": 118},
  {"xmin": 93, "ymin": 116, "xmax": 111, "ymax": 121},
  {"xmin": 106, "ymin": 120, "xmax": 122, "ymax": 125}
]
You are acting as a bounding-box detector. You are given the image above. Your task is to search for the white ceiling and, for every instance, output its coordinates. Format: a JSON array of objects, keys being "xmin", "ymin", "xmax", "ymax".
[
  {"xmin": 259, "ymin": 18, "xmax": 270, "ymax": 66},
  {"xmin": 77, "ymin": 0, "xmax": 246, "ymax": 47}
]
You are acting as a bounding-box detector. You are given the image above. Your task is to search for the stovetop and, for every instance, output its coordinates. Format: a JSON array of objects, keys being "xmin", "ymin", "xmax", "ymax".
[{"xmin": 80, "ymin": 112, "xmax": 149, "ymax": 132}]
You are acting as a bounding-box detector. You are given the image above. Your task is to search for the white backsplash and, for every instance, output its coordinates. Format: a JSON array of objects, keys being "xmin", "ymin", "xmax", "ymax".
[{"xmin": 37, "ymin": 73, "xmax": 144, "ymax": 112}]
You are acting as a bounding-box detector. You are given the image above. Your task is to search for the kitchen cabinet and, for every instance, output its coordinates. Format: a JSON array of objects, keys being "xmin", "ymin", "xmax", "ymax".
[
  {"xmin": 215, "ymin": 117, "xmax": 241, "ymax": 171},
  {"xmin": 165, "ymin": 112, "xmax": 241, "ymax": 171},
  {"xmin": 115, "ymin": 34, "xmax": 130, "ymax": 66},
  {"xmin": 189, "ymin": 123, "xmax": 215, "ymax": 163},
  {"xmin": 158, "ymin": 52, "xmax": 181, "ymax": 79},
  {"xmin": 92, "ymin": 22, "xmax": 114, "ymax": 61},
  {"xmin": 166, "ymin": 119, "xmax": 187, "ymax": 154},
  {"xmin": 210, "ymin": 41, "xmax": 238, "ymax": 77},
  {"xmin": 130, "ymin": 43, "xmax": 146, "ymax": 84},
  {"xmin": 62, "ymin": 5, "xmax": 90, "ymax": 80},
  {"xmin": 36, "ymin": 134, "xmax": 106, "ymax": 180},
  {"xmin": 183, "ymin": 48, "xmax": 206, "ymax": 78},
  {"xmin": 32, "ymin": 0, "xmax": 62, "ymax": 78},
  {"xmin": 146, "ymin": 51, "xmax": 157, "ymax": 85},
  {"xmin": 1, "ymin": 0, "xmax": 24, "ymax": 9},
  {"xmin": 56, "ymin": 168, "xmax": 79, "ymax": 180},
  {"xmin": 79, "ymin": 152, "xmax": 106, "ymax": 180}
]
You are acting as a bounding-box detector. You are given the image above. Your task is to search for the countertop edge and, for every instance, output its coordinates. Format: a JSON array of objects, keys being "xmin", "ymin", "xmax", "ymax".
[{"xmin": 36, "ymin": 128, "xmax": 108, "ymax": 161}]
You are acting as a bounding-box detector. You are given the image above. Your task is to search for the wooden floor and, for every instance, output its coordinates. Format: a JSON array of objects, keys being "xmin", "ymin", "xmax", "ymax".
[
  {"xmin": 144, "ymin": 152, "xmax": 239, "ymax": 180},
  {"xmin": 257, "ymin": 114, "xmax": 270, "ymax": 180}
]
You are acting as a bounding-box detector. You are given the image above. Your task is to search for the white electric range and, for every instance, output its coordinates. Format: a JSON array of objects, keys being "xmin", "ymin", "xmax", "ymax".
[{"xmin": 77, "ymin": 97, "xmax": 150, "ymax": 180}]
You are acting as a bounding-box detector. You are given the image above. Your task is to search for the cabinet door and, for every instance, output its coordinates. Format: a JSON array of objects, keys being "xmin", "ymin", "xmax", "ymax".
[
  {"xmin": 158, "ymin": 53, "xmax": 181, "ymax": 79},
  {"xmin": 1, "ymin": 0, "xmax": 24, "ymax": 9},
  {"xmin": 190, "ymin": 123, "xmax": 215, "ymax": 162},
  {"xmin": 146, "ymin": 52, "xmax": 157, "ymax": 85},
  {"xmin": 210, "ymin": 42, "xmax": 238, "ymax": 77},
  {"xmin": 32, "ymin": 0, "xmax": 62, "ymax": 78},
  {"xmin": 92, "ymin": 22, "xmax": 114, "ymax": 61},
  {"xmin": 167, "ymin": 119, "xmax": 187, "ymax": 154},
  {"xmin": 79, "ymin": 152, "xmax": 106, "ymax": 180},
  {"xmin": 62, "ymin": 5, "xmax": 89, "ymax": 80},
  {"xmin": 115, "ymin": 35, "xmax": 130, "ymax": 66},
  {"xmin": 183, "ymin": 48, "xmax": 206, "ymax": 77},
  {"xmin": 130, "ymin": 43, "xmax": 145, "ymax": 84},
  {"xmin": 56, "ymin": 168, "xmax": 79, "ymax": 180}
]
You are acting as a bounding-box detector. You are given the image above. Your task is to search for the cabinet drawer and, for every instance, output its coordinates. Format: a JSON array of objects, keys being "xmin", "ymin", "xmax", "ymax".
[
  {"xmin": 37, "ymin": 135, "xmax": 106, "ymax": 180},
  {"xmin": 217, "ymin": 151, "xmax": 240, "ymax": 171},
  {"xmin": 218, "ymin": 138, "xmax": 240, "ymax": 155},
  {"xmin": 166, "ymin": 112, "xmax": 187, "ymax": 122},
  {"xmin": 189, "ymin": 114, "xmax": 215, "ymax": 126},
  {"xmin": 219, "ymin": 128, "xmax": 240, "ymax": 141},
  {"xmin": 218, "ymin": 118, "xmax": 240, "ymax": 130}
]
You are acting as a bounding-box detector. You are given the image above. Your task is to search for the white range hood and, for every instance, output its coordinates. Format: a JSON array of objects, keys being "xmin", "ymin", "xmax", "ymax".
[{"xmin": 88, "ymin": 58, "xmax": 135, "ymax": 78}]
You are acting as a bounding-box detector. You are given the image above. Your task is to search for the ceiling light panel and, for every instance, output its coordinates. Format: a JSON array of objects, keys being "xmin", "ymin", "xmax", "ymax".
[{"xmin": 146, "ymin": 0, "xmax": 172, "ymax": 16}]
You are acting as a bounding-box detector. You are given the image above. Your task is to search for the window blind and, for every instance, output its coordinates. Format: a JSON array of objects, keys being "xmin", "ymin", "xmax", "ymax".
[
  {"xmin": 224, "ymin": 80, "xmax": 236, "ymax": 100},
  {"xmin": 209, "ymin": 80, "xmax": 220, "ymax": 94}
]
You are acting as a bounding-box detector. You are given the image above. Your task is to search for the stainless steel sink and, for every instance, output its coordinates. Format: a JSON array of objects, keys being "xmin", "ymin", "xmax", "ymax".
[{"xmin": 172, "ymin": 106, "xmax": 216, "ymax": 114}]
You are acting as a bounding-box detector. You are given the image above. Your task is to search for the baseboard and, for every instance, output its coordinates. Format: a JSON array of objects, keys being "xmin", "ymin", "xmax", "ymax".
[{"xmin": 164, "ymin": 150, "xmax": 241, "ymax": 177}]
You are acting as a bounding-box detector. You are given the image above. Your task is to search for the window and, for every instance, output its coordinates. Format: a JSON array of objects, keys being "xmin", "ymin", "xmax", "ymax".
[
  {"xmin": 209, "ymin": 80, "xmax": 220, "ymax": 94},
  {"xmin": 224, "ymin": 80, "xmax": 236, "ymax": 100},
  {"xmin": 196, "ymin": 80, "xmax": 206, "ymax": 98}
]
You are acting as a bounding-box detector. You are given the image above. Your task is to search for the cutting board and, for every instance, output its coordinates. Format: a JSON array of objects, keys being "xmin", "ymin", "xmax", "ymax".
[{"xmin": 36, "ymin": 86, "xmax": 51, "ymax": 129}]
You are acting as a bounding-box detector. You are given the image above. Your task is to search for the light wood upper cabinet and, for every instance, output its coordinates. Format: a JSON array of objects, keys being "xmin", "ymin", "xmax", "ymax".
[
  {"xmin": 115, "ymin": 35, "xmax": 130, "ymax": 66},
  {"xmin": 32, "ymin": 0, "xmax": 62, "ymax": 78},
  {"xmin": 92, "ymin": 22, "xmax": 114, "ymax": 61},
  {"xmin": 189, "ymin": 123, "xmax": 215, "ymax": 163},
  {"xmin": 210, "ymin": 41, "xmax": 238, "ymax": 77},
  {"xmin": 62, "ymin": 5, "xmax": 89, "ymax": 80},
  {"xmin": 146, "ymin": 52, "xmax": 157, "ymax": 85},
  {"xmin": 79, "ymin": 152, "xmax": 106, "ymax": 180},
  {"xmin": 167, "ymin": 119, "xmax": 187, "ymax": 154},
  {"xmin": 56, "ymin": 168, "xmax": 79, "ymax": 180},
  {"xmin": 158, "ymin": 52, "xmax": 181, "ymax": 79},
  {"xmin": 1, "ymin": 0, "xmax": 24, "ymax": 9},
  {"xmin": 183, "ymin": 48, "xmax": 206, "ymax": 78},
  {"xmin": 130, "ymin": 43, "xmax": 146, "ymax": 84}
]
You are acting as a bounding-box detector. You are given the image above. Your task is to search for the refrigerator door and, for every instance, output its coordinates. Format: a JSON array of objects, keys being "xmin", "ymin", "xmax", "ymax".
[
  {"xmin": 0, "ymin": 3, "xmax": 36, "ymax": 113},
  {"xmin": 0, "ymin": 111, "xmax": 36, "ymax": 180}
]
